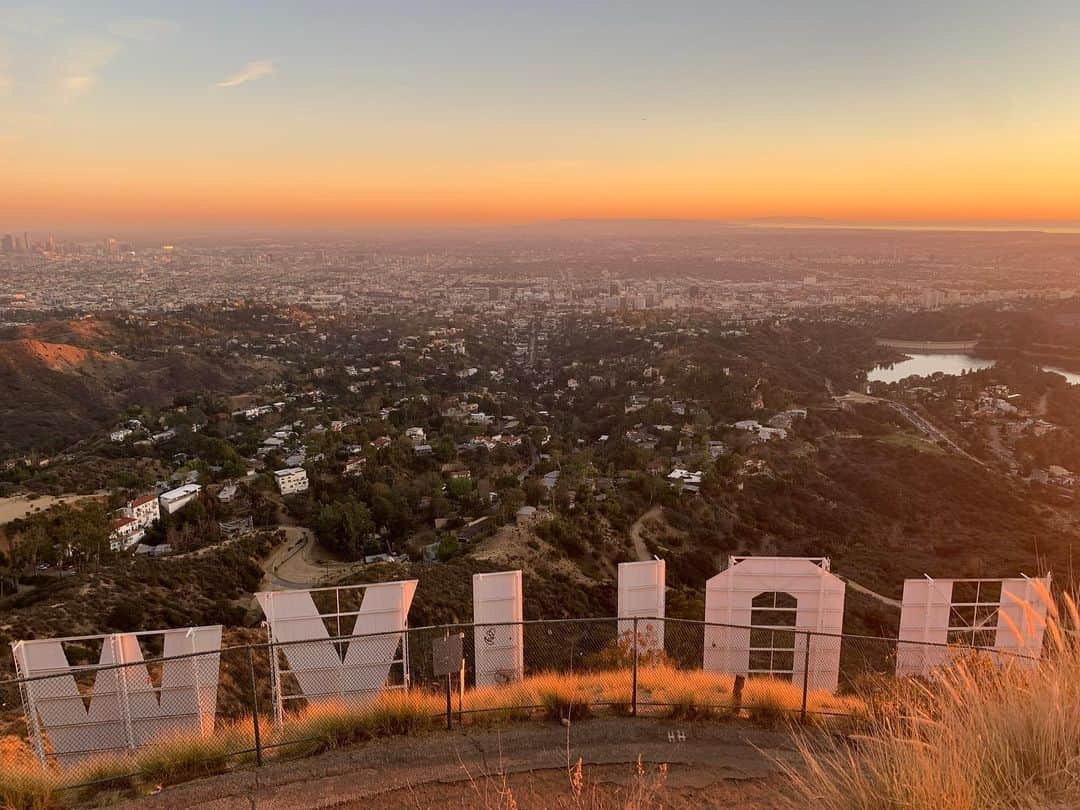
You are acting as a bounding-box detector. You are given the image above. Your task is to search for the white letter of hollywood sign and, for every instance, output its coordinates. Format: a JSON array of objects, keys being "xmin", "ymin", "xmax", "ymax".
[
  {"xmin": 472, "ymin": 570, "xmax": 524, "ymax": 685},
  {"xmin": 10, "ymin": 626, "xmax": 223, "ymax": 766},
  {"xmin": 256, "ymin": 580, "xmax": 418, "ymax": 709},
  {"xmin": 704, "ymin": 556, "xmax": 845, "ymax": 693},
  {"xmin": 896, "ymin": 574, "xmax": 1051, "ymax": 677},
  {"xmin": 617, "ymin": 559, "xmax": 666, "ymax": 653}
]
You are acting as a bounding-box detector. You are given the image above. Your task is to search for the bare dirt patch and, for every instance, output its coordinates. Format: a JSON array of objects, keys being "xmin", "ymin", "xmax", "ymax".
[
  {"xmin": 0, "ymin": 491, "xmax": 108, "ymax": 527},
  {"xmin": 472, "ymin": 524, "xmax": 593, "ymax": 586}
]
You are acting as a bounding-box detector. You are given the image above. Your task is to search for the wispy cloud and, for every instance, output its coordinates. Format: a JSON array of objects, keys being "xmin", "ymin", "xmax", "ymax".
[
  {"xmin": 216, "ymin": 59, "xmax": 274, "ymax": 88},
  {"xmin": 60, "ymin": 39, "xmax": 119, "ymax": 97},
  {"xmin": 61, "ymin": 74, "xmax": 93, "ymax": 94}
]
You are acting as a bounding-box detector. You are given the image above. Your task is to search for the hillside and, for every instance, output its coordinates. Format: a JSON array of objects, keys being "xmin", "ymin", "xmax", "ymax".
[
  {"xmin": 0, "ymin": 339, "xmax": 131, "ymax": 455},
  {"xmin": 0, "ymin": 316, "xmax": 279, "ymax": 456},
  {"xmin": 0, "ymin": 339, "xmax": 119, "ymax": 373},
  {"xmin": 9, "ymin": 317, "xmax": 124, "ymax": 349}
]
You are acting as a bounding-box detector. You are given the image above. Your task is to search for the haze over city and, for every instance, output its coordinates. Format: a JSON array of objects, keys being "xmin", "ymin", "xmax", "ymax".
[{"xmin": 2, "ymin": 1, "xmax": 1080, "ymax": 231}]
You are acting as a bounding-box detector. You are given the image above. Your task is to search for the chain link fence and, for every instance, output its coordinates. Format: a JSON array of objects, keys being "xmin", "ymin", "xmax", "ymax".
[{"xmin": 0, "ymin": 618, "xmax": 1037, "ymax": 802}]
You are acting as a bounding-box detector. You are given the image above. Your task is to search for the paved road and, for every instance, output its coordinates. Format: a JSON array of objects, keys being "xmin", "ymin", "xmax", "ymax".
[
  {"xmin": 884, "ymin": 401, "xmax": 985, "ymax": 466},
  {"xmin": 835, "ymin": 391, "xmax": 985, "ymax": 467},
  {"xmin": 116, "ymin": 718, "xmax": 797, "ymax": 810}
]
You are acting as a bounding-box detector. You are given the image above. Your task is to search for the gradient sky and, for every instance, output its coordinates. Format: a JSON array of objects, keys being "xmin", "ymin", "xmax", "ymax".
[{"xmin": 2, "ymin": 1, "xmax": 1080, "ymax": 230}]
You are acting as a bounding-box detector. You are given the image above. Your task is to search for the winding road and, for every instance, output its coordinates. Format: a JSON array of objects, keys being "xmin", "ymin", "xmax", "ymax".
[{"xmin": 260, "ymin": 526, "xmax": 363, "ymax": 590}]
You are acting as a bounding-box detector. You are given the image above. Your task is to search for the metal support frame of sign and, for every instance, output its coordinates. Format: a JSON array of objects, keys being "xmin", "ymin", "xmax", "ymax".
[{"xmin": 256, "ymin": 581, "xmax": 418, "ymax": 723}]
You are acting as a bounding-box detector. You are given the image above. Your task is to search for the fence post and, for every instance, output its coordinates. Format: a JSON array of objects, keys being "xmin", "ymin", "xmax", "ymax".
[
  {"xmin": 631, "ymin": 617, "xmax": 639, "ymax": 717},
  {"xmin": 800, "ymin": 630, "xmax": 811, "ymax": 723},
  {"xmin": 444, "ymin": 629, "xmax": 453, "ymax": 731},
  {"xmin": 247, "ymin": 646, "xmax": 263, "ymax": 767}
]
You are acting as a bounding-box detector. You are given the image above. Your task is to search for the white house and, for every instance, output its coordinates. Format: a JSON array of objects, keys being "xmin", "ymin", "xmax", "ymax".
[
  {"xmin": 109, "ymin": 516, "xmax": 144, "ymax": 552},
  {"xmin": 122, "ymin": 494, "xmax": 160, "ymax": 528},
  {"xmin": 159, "ymin": 484, "xmax": 202, "ymax": 514},
  {"xmin": 667, "ymin": 468, "xmax": 703, "ymax": 494},
  {"xmin": 733, "ymin": 420, "xmax": 787, "ymax": 442},
  {"xmin": 274, "ymin": 467, "xmax": 309, "ymax": 496},
  {"xmin": 343, "ymin": 457, "xmax": 367, "ymax": 476},
  {"xmin": 515, "ymin": 505, "xmax": 540, "ymax": 527}
]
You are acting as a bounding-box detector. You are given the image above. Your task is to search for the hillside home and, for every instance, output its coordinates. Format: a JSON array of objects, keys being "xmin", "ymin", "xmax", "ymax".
[
  {"xmin": 122, "ymin": 494, "xmax": 160, "ymax": 528},
  {"xmin": 109, "ymin": 516, "xmax": 143, "ymax": 552},
  {"xmin": 159, "ymin": 484, "xmax": 202, "ymax": 514},
  {"xmin": 274, "ymin": 467, "xmax": 309, "ymax": 496}
]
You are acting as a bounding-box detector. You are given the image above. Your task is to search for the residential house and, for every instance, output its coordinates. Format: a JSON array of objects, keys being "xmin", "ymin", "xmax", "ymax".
[
  {"xmin": 159, "ymin": 484, "xmax": 202, "ymax": 514},
  {"xmin": 274, "ymin": 467, "xmax": 309, "ymax": 495}
]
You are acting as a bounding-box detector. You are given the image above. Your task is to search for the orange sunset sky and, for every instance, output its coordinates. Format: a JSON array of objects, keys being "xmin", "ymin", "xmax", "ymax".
[{"xmin": 2, "ymin": 2, "xmax": 1079, "ymax": 230}]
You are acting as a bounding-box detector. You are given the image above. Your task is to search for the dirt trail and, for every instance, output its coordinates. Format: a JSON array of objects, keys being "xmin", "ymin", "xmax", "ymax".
[
  {"xmin": 629, "ymin": 506, "xmax": 664, "ymax": 562},
  {"xmin": 1036, "ymin": 389, "xmax": 1050, "ymax": 417},
  {"xmin": 839, "ymin": 576, "xmax": 902, "ymax": 609},
  {"xmin": 115, "ymin": 719, "xmax": 796, "ymax": 810},
  {"xmin": 0, "ymin": 491, "xmax": 108, "ymax": 525}
]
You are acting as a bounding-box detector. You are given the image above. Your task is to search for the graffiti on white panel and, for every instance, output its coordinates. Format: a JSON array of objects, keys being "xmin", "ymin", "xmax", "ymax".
[
  {"xmin": 617, "ymin": 559, "xmax": 666, "ymax": 653},
  {"xmin": 703, "ymin": 556, "xmax": 845, "ymax": 693},
  {"xmin": 11, "ymin": 626, "xmax": 222, "ymax": 766},
  {"xmin": 896, "ymin": 575, "xmax": 1051, "ymax": 677},
  {"xmin": 256, "ymin": 581, "xmax": 418, "ymax": 716},
  {"xmin": 473, "ymin": 570, "xmax": 524, "ymax": 686}
]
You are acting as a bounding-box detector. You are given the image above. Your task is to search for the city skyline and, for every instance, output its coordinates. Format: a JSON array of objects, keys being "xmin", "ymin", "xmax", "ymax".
[{"xmin": 2, "ymin": 2, "xmax": 1080, "ymax": 229}]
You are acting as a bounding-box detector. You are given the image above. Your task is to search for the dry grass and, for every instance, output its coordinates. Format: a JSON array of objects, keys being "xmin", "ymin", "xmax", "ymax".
[
  {"xmin": 0, "ymin": 768, "xmax": 58, "ymax": 810},
  {"xmin": 0, "ymin": 721, "xmax": 252, "ymax": 808},
  {"xmin": 783, "ymin": 584, "xmax": 1077, "ymax": 810},
  {"xmin": 0, "ymin": 662, "xmax": 864, "ymax": 807},
  {"xmin": 274, "ymin": 689, "xmax": 444, "ymax": 754},
  {"xmin": 561, "ymin": 754, "xmax": 669, "ymax": 809},
  {"xmin": 637, "ymin": 665, "xmax": 733, "ymax": 719},
  {"xmin": 132, "ymin": 720, "xmax": 255, "ymax": 786}
]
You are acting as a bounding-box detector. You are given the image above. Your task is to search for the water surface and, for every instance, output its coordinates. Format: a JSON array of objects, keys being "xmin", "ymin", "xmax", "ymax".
[
  {"xmin": 1042, "ymin": 366, "xmax": 1080, "ymax": 385},
  {"xmin": 868, "ymin": 353, "xmax": 995, "ymax": 384}
]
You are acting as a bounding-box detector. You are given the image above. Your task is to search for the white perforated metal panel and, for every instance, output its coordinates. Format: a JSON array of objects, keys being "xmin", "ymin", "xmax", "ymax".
[
  {"xmin": 618, "ymin": 559, "xmax": 666, "ymax": 653},
  {"xmin": 473, "ymin": 570, "xmax": 524, "ymax": 686}
]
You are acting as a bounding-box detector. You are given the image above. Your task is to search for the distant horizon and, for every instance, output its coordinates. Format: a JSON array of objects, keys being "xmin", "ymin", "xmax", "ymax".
[{"xmin": 6, "ymin": 217, "xmax": 1080, "ymax": 244}]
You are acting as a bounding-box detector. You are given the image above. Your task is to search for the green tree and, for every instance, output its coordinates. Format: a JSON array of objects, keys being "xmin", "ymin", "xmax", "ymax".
[{"xmin": 315, "ymin": 497, "xmax": 375, "ymax": 558}]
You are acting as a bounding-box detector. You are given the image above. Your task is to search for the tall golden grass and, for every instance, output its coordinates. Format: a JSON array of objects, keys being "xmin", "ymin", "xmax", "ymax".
[
  {"xmin": 783, "ymin": 584, "xmax": 1078, "ymax": 809},
  {"xmin": 0, "ymin": 718, "xmax": 257, "ymax": 809}
]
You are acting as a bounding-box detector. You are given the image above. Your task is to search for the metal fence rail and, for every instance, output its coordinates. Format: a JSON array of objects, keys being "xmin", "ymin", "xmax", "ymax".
[{"xmin": 0, "ymin": 616, "xmax": 1038, "ymax": 799}]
